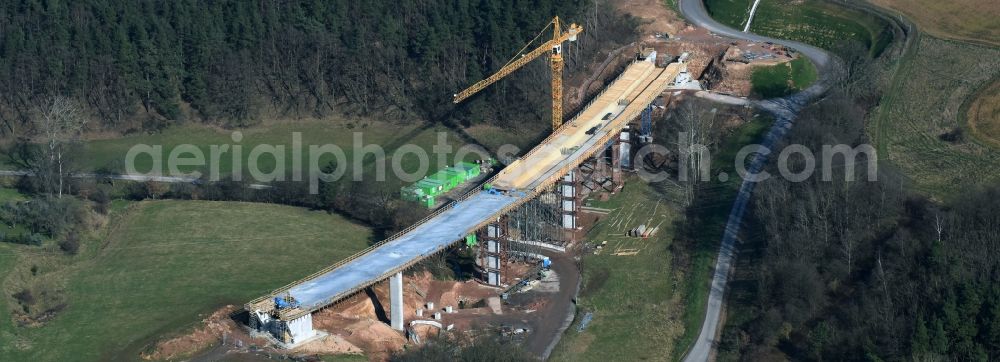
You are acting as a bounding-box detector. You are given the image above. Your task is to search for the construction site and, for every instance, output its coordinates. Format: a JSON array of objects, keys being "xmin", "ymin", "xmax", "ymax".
[
  {"xmin": 199, "ymin": 7, "xmax": 811, "ymax": 360},
  {"xmin": 18, "ymin": 0, "xmax": 990, "ymax": 360},
  {"xmin": 234, "ymin": 12, "xmax": 680, "ymax": 349}
]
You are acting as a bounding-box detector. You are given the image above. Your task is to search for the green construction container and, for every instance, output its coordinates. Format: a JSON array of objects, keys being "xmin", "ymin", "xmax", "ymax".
[
  {"xmin": 416, "ymin": 178, "xmax": 445, "ymax": 196},
  {"xmin": 400, "ymin": 184, "xmax": 427, "ymax": 201},
  {"xmin": 434, "ymin": 170, "xmax": 464, "ymax": 189},
  {"xmin": 427, "ymin": 172, "xmax": 455, "ymax": 191},
  {"xmin": 465, "ymin": 234, "xmax": 478, "ymax": 247},
  {"xmin": 402, "ymin": 162, "xmax": 482, "ymax": 206},
  {"xmin": 454, "ymin": 162, "xmax": 481, "ymax": 178},
  {"xmin": 423, "ymin": 195, "xmax": 435, "ymax": 208}
]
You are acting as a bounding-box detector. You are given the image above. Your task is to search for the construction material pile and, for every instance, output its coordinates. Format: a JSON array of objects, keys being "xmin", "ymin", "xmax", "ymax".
[{"xmin": 626, "ymin": 224, "xmax": 659, "ymax": 238}]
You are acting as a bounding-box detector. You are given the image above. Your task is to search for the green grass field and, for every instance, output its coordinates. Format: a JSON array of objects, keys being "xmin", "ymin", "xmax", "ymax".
[
  {"xmin": 3, "ymin": 119, "xmax": 484, "ymax": 191},
  {"xmin": 0, "ymin": 187, "xmax": 32, "ymax": 243},
  {"xmin": 870, "ymin": 0, "xmax": 999, "ymax": 46},
  {"xmin": 0, "ymin": 200, "xmax": 371, "ymax": 361},
  {"xmin": 967, "ymin": 80, "xmax": 1000, "ymax": 148},
  {"xmin": 464, "ymin": 123, "xmax": 549, "ymax": 155},
  {"xmin": 0, "ymin": 188, "xmax": 26, "ymax": 203},
  {"xmin": 0, "ymin": 243, "xmax": 20, "ymax": 355},
  {"xmin": 873, "ymin": 35, "xmax": 1000, "ymax": 196},
  {"xmin": 551, "ymin": 179, "xmax": 684, "ymax": 361},
  {"xmin": 705, "ymin": 0, "xmax": 893, "ymax": 55},
  {"xmin": 751, "ymin": 57, "xmax": 818, "ymax": 98}
]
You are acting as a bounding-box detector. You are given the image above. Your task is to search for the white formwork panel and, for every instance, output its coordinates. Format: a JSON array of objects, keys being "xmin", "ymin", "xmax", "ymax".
[
  {"xmin": 488, "ymin": 239, "xmax": 500, "ymax": 253},
  {"xmin": 488, "ymin": 271, "xmax": 500, "ymax": 286},
  {"xmin": 563, "ymin": 171, "xmax": 575, "ymax": 182},
  {"xmin": 562, "ymin": 214, "xmax": 576, "ymax": 229},
  {"xmin": 562, "ymin": 200, "xmax": 575, "ymax": 212},
  {"xmin": 286, "ymin": 313, "xmax": 315, "ymax": 343},
  {"xmin": 488, "ymin": 255, "xmax": 500, "ymax": 269},
  {"xmin": 620, "ymin": 143, "xmax": 632, "ymax": 168},
  {"xmin": 561, "ymin": 184, "xmax": 575, "ymax": 197},
  {"xmin": 487, "ymin": 224, "xmax": 501, "ymax": 238}
]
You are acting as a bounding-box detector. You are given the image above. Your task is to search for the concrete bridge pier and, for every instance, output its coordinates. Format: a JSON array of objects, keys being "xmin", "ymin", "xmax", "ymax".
[
  {"xmin": 612, "ymin": 130, "xmax": 627, "ymax": 189},
  {"xmin": 390, "ymin": 271, "xmax": 404, "ymax": 331}
]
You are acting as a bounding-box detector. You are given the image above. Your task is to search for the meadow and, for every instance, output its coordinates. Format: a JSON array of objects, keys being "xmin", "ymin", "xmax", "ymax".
[
  {"xmin": 705, "ymin": 0, "xmax": 893, "ymax": 55},
  {"xmin": 0, "ymin": 200, "xmax": 372, "ymax": 360},
  {"xmin": 870, "ymin": 0, "xmax": 999, "ymax": 46},
  {"xmin": 551, "ymin": 179, "xmax": 683, "ymax": 361},
  {"xmin": 46, "ymin": 119, "xmax": 486, "ymax": 188},
  {"xmin": 750, "ymin": 56, "xmax": 818, "ymax": 98},
  {"xmin": 873, "ymin": 35, "xmax": 1000, "ymax": 195}
]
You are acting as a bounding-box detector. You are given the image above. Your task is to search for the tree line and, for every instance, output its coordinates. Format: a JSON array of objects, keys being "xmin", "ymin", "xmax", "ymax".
[
  {"xmin": 0, "ymin": 0, "xmax": 637, "ymax": 135},
  {"xmin": 713, "ymin": 41, "xmax": 1000, "ymax": 360}
]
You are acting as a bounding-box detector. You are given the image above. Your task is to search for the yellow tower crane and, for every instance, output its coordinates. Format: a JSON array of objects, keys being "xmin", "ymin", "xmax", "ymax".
[{"xmin": 453, "ymin": 16, "xmax": 582, "ymax": 131}]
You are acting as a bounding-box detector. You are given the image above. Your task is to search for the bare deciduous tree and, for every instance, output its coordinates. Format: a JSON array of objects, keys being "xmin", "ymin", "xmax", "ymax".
[
  {"xmin": 35, "ymin": 96, "xmax": 87, "ymax": 198},
  {"xmin": 666, "ymin": 100, "xmax": 717, "ymax": 206}
]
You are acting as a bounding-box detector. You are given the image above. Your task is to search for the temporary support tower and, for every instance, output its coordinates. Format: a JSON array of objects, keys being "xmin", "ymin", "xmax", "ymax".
[
  {"xmin": 560, "ymin": 170, "xmax": 580, "ymax": 232},
  {"xmin": 478, "ymin": 217, "xmax": 508, "ymax": 286},
  {"xmin": 641, "ymin": 104, "xmax": 653, "ymax": 138}
]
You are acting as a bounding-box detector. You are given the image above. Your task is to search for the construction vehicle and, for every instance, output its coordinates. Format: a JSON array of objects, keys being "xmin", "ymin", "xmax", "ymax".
[
  {"xmin": 273, "ymin": 295, "xmax": 299, "ymax": 310},
  {"xmin": 453, "ymin": 16, "xmax": 582, "ymax": 131}
]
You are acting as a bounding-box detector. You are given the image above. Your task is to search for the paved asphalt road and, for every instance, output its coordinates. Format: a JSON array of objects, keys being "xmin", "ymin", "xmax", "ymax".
[
  {"xmin": 0, "ymin": 170, "xmax": 197, "ymax": 183},
  {"xmin": 677, "ymin": 0, "xmax": 837, "ymax": 361},
  {"xmin": 0, "ymin": 170, "xmax": 279, "ymax": 189}
]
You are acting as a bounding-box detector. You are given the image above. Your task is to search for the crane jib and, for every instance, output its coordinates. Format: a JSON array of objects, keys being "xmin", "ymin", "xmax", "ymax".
[{"xmin": 451, "ymin": 16, "xmax": 582, "ymax": 132}]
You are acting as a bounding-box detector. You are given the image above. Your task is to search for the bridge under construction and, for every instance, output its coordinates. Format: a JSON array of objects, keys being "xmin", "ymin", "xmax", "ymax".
[{"xmin": 246, "ymin": 54, "xmax": 685, "ymax": 346}]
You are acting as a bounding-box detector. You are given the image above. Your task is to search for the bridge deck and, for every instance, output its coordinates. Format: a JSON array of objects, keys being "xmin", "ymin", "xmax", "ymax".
[
  {"xmin": 288, "ymin": 192, "xmax": 521, "ymax": 310},
  {"xmin": 494, "ymin": 62, "xmax": 681, "ymax": 191},
  {"xmin": 251, "ymin": 61, "xmax": 682, "ymax": 320}
]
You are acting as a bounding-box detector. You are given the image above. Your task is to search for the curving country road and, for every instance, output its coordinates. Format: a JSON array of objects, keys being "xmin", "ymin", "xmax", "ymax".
[{"xmin": 676, "ymin": 0, "xmax": 837, "ymax": 360}]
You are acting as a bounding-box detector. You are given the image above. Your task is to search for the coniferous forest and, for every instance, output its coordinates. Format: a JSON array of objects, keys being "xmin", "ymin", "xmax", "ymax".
[{"xmin": 0, "ymin": 0, "xmax": 636, "ymax": 135}]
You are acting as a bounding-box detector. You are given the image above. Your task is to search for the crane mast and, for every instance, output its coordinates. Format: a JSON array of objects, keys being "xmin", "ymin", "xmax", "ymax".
[
  {"xmin": 550, "ymin": 18, "xmax": 566, "ymax": 131},
  {"xmin": 453, "ymin": 16, "xmax": 582, "ymax": 131}
]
